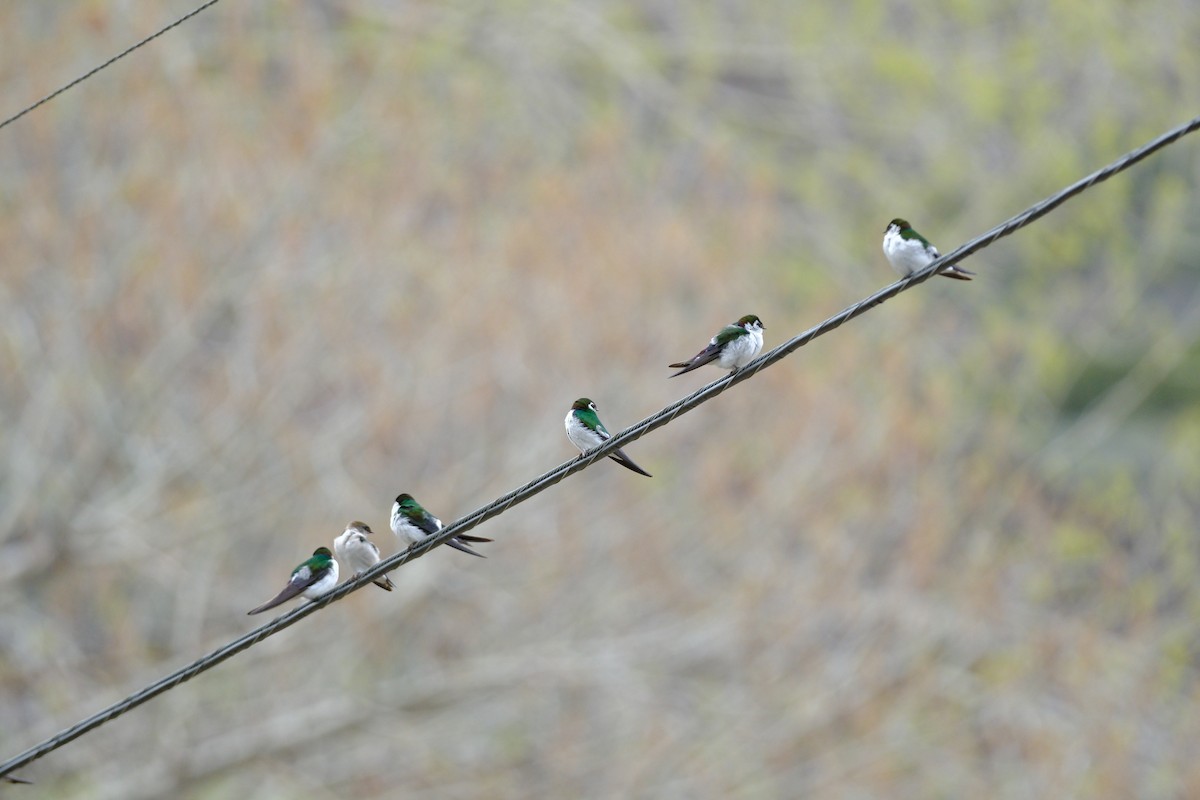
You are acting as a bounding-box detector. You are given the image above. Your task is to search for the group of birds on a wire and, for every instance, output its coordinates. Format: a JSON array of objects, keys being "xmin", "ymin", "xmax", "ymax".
[
  {"xmin": 246, "ymin": 495, "xmax": 493, "ymax": 614},
  {"xmin": 246, "ymin": 219, "xmax": 970, "ymax": 616}
]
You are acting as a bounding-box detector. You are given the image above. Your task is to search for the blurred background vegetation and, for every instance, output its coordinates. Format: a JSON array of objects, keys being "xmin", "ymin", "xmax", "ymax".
[{"xmin": 2, "ymin": 1, "xmax": 1199, "ymax": 797}]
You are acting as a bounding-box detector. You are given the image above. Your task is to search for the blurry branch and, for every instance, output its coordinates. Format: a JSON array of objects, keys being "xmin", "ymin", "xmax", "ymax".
[
  {"xmin": 358, "ymin": 2, "xmax": 730, "ymax": 151},
  {"xmin": 1036, "ymin": 277, "xmax": 1200, "ymax": 475},
  {"xmin": 2, "ymin": 111, "xmax": 1199, "ymax": 782},
  {"xmin": 0, "ymin": 70, "xmax": 387, "ymax": 593},
  {"xmin": 0, "ymin": 0, "xmax": 224, "ymax": 133}
]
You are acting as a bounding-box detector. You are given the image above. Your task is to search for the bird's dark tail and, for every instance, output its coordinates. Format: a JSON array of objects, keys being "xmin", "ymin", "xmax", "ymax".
[
  {"xmin": 668, "ymin": 349, "xmax": 719, "ymax": 377},
  {"xmin": 445, "ymin": 538, "xmax": 487, "ymax": 558},
  {"xmin": 939, "ymin": 264, "xmax": 974, "ymax": 280},
  {"xmin": 610, "ymin": 449, "xmax": 653, "ymax": 477}
]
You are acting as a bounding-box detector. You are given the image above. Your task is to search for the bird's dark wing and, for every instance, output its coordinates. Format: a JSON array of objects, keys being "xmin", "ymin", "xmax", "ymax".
[
  {"xmin": 668, "ymin": 341, "xmax": 723, "ymax": 376},
  {"xmin": 609, "ymin": 448, "xmax": 652, "ymax": 477},
  {"xmin": 414, "ymin": 511, "xmax": 443, "ymax": 536},
  {"xmin": 246, "ymin": 564, "xmax": 329, "ymax": 615},
  {"xmin": 247, "ymin": 582, "xmax": 307, "ymax": 615}
]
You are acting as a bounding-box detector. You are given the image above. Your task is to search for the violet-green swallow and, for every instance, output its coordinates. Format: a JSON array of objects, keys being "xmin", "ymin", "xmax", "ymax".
[
  {"xmin": 882, "ymin": 218, "xmax": 973, "ymax": 281},
  {"xmin": 668, "ymin": 314, "xmax": 765, "ymax": 378},
  {"xmin": 565, "ymin": 398, "xmax": 652, "ymax": 477},
  {"xmin": 391, "ymin": 493, "xmax": 492, "ymax": 558},
  {"xmin": 333, "ymin": 521, "xmax": 394, "ymax": 591},
  {"xmin": 247, "ymin": 546, "xmax": 339, "ymax": 615}
]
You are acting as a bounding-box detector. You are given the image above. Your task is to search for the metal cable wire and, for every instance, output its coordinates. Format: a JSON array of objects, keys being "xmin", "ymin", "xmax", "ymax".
[
  {"xmin": 0, "ymin": 0, "xmax": 224, "ymax": 133},
  {"xmin": 2, "ymin": 111, "xmax": 1198, "ymax": 780}
]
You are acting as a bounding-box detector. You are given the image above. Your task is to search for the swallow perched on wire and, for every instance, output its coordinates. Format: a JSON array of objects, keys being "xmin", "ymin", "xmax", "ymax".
[
  {"xmin": 882, "ymin": 218, "xmax": 973, "ymax": 280},
  {"xmin": 668, "ymin": 314, "xmax": 765, "ymax": 377},
  {"xmin": 333, "ymin": 521, "xmax": 394, "ymax": 591},
  {"xmin": 564, "ymin": 398, "xmax": 652, "ymax": 477},
  {"xmin": 391, "ymin": 493, "xmax": 492, "ymax": 558},
  {"xmin": 247, "ymin": 547, "xmax": 339, "ymax": 615}
]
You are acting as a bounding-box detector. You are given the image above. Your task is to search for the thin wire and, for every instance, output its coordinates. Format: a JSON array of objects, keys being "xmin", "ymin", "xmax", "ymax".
[
  {"xmin": 2, "ymin": 111, "xmax": 1198, "ymax": 780},
  {"xmin": 0, "ymin": 0, "xmax": 224, "ymax": 133}
]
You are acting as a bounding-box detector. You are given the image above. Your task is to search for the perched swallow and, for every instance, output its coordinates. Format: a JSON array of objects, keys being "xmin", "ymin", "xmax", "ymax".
[
  {"xmin": 247, "ymin": 547, "xmax": 339, "ymax": 615},
  {"xmin": 391, "ymin": 493, "xmax": 492, "ymax": 558},
  {"xmin": 333, "ymin": 521, "xmax": 394, "ymax": 591},
  {"xmin": 882, "ymin": 218, "xmax": 973, "ymax": 281},
  {"xmin": 564, "ymin": 398, "xmax": 652, "ymax": 477},
  {"xmin": 668, "ymin": 314, "xmax": 765, "ymax": 377}
]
